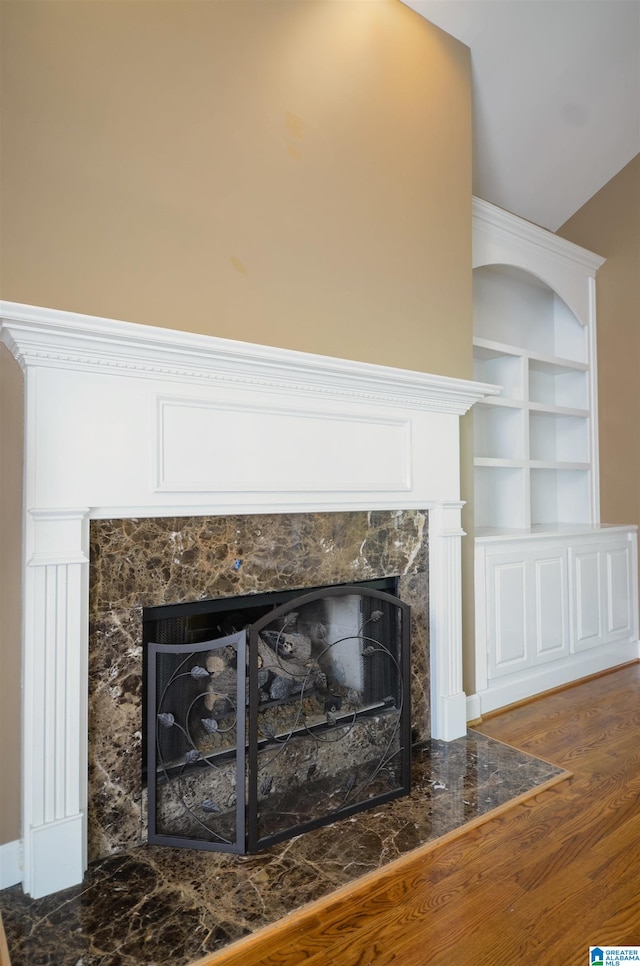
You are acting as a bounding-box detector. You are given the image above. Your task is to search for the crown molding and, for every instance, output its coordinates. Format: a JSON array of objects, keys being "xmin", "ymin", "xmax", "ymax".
[
  {"xmin": 0, "ymin": 301, "xmax": 499, "ymax": 415},
  {"xmin": 472, "ymin": 197, "xmax": 605, "ymax": 276}
]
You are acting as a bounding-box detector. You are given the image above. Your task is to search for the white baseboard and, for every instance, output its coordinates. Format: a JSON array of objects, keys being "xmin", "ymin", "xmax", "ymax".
[
  {"xmin": 26, "ymin": 814, "xmax": 85, "ymax": 899},
  {"xmin": 466, "ymin": 692, "xmax": 482, "ymax": 724},
  {"xmin": 474, "ymin": 642, "xmax": 640, "ymax": 718},
  {"xmin": 0, "ymin": 839, "xmax": 22, "ymax": 889}
]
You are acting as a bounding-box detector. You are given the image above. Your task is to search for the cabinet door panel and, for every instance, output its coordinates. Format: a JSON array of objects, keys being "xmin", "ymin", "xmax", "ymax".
[
  {"xmin": 488, "ymin": 557, "xmax": 528, "ymax": 677},
  {"xmin": 572, "ymin": 549, "xmax": 604, "ymax": 651},
  {"xmin": 605, "ymin": 543, "xmax": 634, "ymax": 640},
  {"xmin": 532, "ymin": 552, "xmax": 569, "ymax": 662}
]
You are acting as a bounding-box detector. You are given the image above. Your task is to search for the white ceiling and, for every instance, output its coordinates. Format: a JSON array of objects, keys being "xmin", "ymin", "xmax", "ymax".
[{"xmin": 402, "ymin": 0, "xmax": 640, "ymax": 231}]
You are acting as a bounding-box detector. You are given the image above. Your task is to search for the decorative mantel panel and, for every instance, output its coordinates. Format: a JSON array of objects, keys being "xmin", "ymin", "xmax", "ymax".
[{"xmin": 0, "ymin": 300, "xmax": 498, "ymax": 898}]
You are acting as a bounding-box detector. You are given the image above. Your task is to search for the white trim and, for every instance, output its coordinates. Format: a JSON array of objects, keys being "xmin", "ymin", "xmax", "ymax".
[
  {"xmin": 587, "ymin": 275, "xmax": 600, "ymax": 526},
  {"xmin": 28, "ymin": 815, "xmax": 85, "ymax": 900},
  {"xmin": 475, "ymin": 641, "xmax": 640, "ymax": 717},
  {"xmin": 475, "ymin": 524, "xmax": 636, "ymax": 544},
  {"xmin": 86, "ymin": 498, "xmax": 442, "ymax": 520},
  {"xmin": 0, "ymin": 301, "xmax": 498, "ymax": 416},
  {"xmin": 22, "ymin": 513, "xmax": 89, "ymax": 898},
  {"xmin": 472, "ymin": 196, "xmax": 605, "ymax": 340},
  {"xmin": 0, "ymin": 840, "xmax": 22, "ymax": 890},
  {"xmin": 472, "ymin": 198, "xmax": 605, "ymax": 276},
  {"xmin": 465, "ymin": 693, "xmax": 482, "ymax": 724},
  {"xmin": 153, "ymin": 394, "xmax": 412, "ymax": 495},
  {"xmin": 429, "ymin": 502, "xmax": 467, "ymax": 740}
]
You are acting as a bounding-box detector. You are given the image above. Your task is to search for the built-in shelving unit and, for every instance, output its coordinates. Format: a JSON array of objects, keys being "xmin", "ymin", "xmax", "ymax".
[
  {"xmin": 472, "ymin": 260, "xmax": 596, "ymax": 533},
  {"xmin": 471, "ymin": 198, "xmax": 639, "ymax": 719}
]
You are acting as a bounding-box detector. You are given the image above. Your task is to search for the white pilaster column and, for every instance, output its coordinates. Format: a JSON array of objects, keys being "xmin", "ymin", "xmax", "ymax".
[
  {"xmin": 22, "ymin": 509, "xmax": 90, "ymax": 898},
  {"xmin": 429, "ymin": 502, "xmax": 467, "ymax": 741}
]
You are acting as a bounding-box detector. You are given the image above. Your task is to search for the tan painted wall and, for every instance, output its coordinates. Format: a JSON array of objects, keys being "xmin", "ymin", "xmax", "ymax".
[
  {"xmin": 558, "ymin": 154, "xmax": 640, "ymax": 533},
  {"xmin": 0, "ymin": 0, "xmax": 472, "ymax": 846},
  {"xmin": 1, "ymin": 0, "xmax": 471, "ymax": 374}
]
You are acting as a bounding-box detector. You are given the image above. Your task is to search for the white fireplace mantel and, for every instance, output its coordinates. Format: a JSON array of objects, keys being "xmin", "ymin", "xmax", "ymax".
[{"xmin": 1, "ymin": 300, "xmax": 498, "ymax": 898}]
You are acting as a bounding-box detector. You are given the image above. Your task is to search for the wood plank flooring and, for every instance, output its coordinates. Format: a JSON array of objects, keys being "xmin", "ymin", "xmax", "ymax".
[
  {"xmin": 191, "ymin": 663, "xmax": 640, "ymax": 966},
  {"xmin": 0, "ymin": 912, "xmax": 10, "ymax": 966}
]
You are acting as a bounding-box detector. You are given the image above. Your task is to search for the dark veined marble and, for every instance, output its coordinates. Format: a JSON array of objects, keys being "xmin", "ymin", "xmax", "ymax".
[
  {"xmin": 88, "ymin": 510, "xmax": 430, "ymax": 861},
  {"xmin": 0, "ymin": 732, "xmax": 566, "ymax": 966}
]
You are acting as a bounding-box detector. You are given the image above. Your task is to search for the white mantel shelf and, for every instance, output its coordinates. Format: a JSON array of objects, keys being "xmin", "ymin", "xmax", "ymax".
[
  {"xmin": 1, "ymin": 301, "xmax": 497, "ymax": 899},
  {"xmin": 1, "ymin": 301, "xmax": 497, "ymax": 415}
]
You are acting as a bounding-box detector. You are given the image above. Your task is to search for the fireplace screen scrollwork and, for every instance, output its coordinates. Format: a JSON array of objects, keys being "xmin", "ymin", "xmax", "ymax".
[{"xmin": 146, "ymin": 584, "xmax": 411, "ymax": 853}]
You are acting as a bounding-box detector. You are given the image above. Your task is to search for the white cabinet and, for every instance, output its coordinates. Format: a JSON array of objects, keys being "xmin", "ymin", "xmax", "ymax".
[
  {"xmin": 484, "ymin": 543, "xmax": 570, "ymax": 681},
  {"xmin": 475, "ymin": 529, "xmax": 638, "ymax": 714},
  {"xmin": 572, "ymin": 538, "xmax": 636, "ymax": 652},
  {"xmin": 471, "ymin": 199, "xmax": 639, "ymax": 716}
]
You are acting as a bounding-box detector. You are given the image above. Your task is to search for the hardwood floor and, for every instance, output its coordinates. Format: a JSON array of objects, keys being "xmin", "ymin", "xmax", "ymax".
[
  {"xmin": 0, "ymin": 912, "xmax": 10, "ymax": 966},
  {"xmin": 191, "ymin": 663, "xmax": 640, "ymax": 966}
]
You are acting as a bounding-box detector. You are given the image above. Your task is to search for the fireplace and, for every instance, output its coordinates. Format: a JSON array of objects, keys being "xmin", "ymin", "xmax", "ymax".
[
  {"xmin": 144, "ymin": 579, "xmax": 411, "ymax": 853},
  {"xmin": 0, "ymin": 300, "xmax": 497, "ymax": 897},
  {"xmin": 88, "ymin": 510, "xmax": 429, "ymax": 862}
]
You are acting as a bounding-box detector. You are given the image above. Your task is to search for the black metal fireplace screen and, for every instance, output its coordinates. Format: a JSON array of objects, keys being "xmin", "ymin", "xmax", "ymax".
[{"xmin": 145, "ymin": 581, "xmax": 411, "ymax": 853}]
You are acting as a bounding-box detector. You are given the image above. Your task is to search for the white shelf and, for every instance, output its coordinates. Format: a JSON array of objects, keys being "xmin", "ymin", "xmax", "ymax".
[
  {"xmin": 472, "ymin": 232, "xmax": 598, "ymax": 533},
  {"xmin": 529, "ymin": 461, "xmax": 590, "ymax": 470},
  {"xmin": 529, "ymin": 411, "xmax": 589, "ymax": 464},
  {"xmin": 475, "ymin": 465, "xmax": 528, "ymax": 531},
  {"xmin": 474, "ymin": 405, "xmax": 525, "ymax": 461},
  {"xmin": 530, "ymin": 467, "xmax": 591, "ymax": 527},
  {"xmin": 474, "ymin": 458, "xmax": 526, "ymax": 468},
  {"xmin": 476, "ymin": 459, "xmax": 590, "ymax": 471},
  {"xmin": 529, "ymin": 359, "xmax": 588, "ymax": 409},
  {"xmin": 528, "ymin": 402, "xmax": 588, "ymax": 418},
  {"xmin": 476, "ymin": 523, "xmax": 638, "ymax": 543},
  {"xmin": 474, "ymin": 337, "xmax": 588, "ymax": 371},
  {"xmin": 476, "ymin": 397, "xmax": 523, "ymax": 410},
  {"xmin": 473, "ymin": 265, "xmax": 588, "ymax": 364},
  {"xmin": 473, "ymin": 342, "xmax": 524, "ymax": 400}
]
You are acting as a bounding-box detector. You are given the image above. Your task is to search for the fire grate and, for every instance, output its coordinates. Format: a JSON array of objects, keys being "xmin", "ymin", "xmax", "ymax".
[{"xmin": 146, "ymin": 583, "xmax": 411, "ymax": 853}]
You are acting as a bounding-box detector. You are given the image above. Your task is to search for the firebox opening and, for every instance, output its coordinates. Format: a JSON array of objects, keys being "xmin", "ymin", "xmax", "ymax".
[{"xmin": 143, "ymin": 578, "xmax": 411, "ymax": 854}]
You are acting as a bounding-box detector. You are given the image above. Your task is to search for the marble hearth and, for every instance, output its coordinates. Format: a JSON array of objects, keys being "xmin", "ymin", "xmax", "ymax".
[
  {"xmin": 0, "ymin": 300, "xmax": 498, "ymax": 898},
  {"xmin": 0, "ymin": 732, "xmax": 567, "ymax": 966}
]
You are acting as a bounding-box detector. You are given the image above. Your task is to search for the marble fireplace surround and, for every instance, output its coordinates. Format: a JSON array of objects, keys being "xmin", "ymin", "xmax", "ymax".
[
  {"xmin": 89, "ymin": 509, "xmax": 429, "ymax": 862},
  {"xmin": 0, "ymin": 300, "xmax": 498, "ymax": 900}
]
